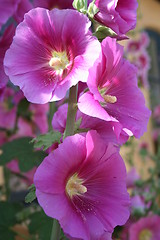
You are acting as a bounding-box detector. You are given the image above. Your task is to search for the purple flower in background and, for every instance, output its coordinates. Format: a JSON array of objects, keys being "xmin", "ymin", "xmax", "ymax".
[
  {"xmin": 126, "ymin": 168, "xmax": 140, "ymax": 189},
  {"xmin": 0, "ymin": 0, "xmax": 20, "ymax": 28},
  {"xmin": 129, "ymin": 215, "xmax": 160, "ymax": 240},
  {"xmin": 33, "ymin": 0, "xmax": 73, "ymax": 9},
  {"xmin": 94, "ymin": 0, "xmax": 138, "ymax": 36},
  {"xmin": 13, "ymin": 0, "xmax": 33, "ymax": 24},
  {"xmin": 4, "ymin": 8, "xmax": 100, "ymax": 104},
  {"xmin": 0, "ymin": 24, "xmax": 15, "ymax": 89},
  {"xmin": 78, "ymin": 37, "xmax": 151, "ymax": 138},
  {"xmin": 34, "ymin": 131, "xmax": 130, "ymax": 239},
  {"xmin": 52, "ymin": 103, "xmax": 129, "ymax": 145}
]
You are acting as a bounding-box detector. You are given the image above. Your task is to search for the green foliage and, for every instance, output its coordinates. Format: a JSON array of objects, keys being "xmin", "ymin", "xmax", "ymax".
[
  {"xmin": 0, "ymin": 227, "xmax": 16, "ymax": 240},
  {"xmin": 0, "ymin": 137, "xmax": 46, "ymax": 172},
  {"xmin": 28, "ymin": 211, "xmax": 53, "ymax": 240},
  {"xmin": 94, "ymin": 26, "xmax": 116, "ymax": 41},
  {"xmin": 72, "ymin": 0, "xmax": 87, "ymax": 14},
  {"xmin": 31, "ymin": 131, "xmax": 61, "ymax": 151},
  {"xmin": 17, "ymin": 98, "xmax": 31, "ymax": 119},
  {"xmin": 87, "ymin": 0, "xmax": 99, "ymax": 18},
  {"xmin": 25, "ymin": 184, "xmax": 36, "ymax": 204},
  {"xmin": 0, "ymin": 201, "xmax": 21, "ymax": 240}
]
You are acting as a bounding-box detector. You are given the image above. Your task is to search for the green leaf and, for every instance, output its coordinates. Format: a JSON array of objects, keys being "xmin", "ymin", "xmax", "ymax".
[
  {"xmin": 29, "ymin": 211, "xmax": 53, "ymax": 240},
  {"xmin": 94, "ymin": 26, "xmax": 117, "ymax": 41},
  {"xmin": 72, "ymin": 0, "xmax": 87, "ymax": 13},
  {"xmin": 0, "ymin": 226, "xmax": 16, "ymax": 240},
  {"xmin": 87, "ymin": 0, "xmax": 99, "ymax": 18},
  {"xmin": 17, "ymin": 98, "xmax": 31, "ymax": 119},
  {"xmin": 0, "ymin": 137, "xmax": 47, "ymax": 172},
  {"xmin": 25, "ymin": 184, "xmax": 36, "ymax": 204},
  {"xmin": 0, "ymin": 202, "xmax": 20, "ymax": 227},
  {"xmin": 31, "ymin": 131, "xmax": 61, "ymax": 151}
]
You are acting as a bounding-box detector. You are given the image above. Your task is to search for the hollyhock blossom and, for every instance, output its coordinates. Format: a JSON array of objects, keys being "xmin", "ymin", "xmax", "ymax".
[
  {"xmin": 0, "ymin": 24, "xmax": 16, "ymax": 89},
  {"xmin": 128, "ymin": 215, "xmax": 160, "ymax": 240},
  {"xmin": 0, "ymin": 0, "xmax": 20, "ymax": 28},
  {"xmin": 78, "ymin": 37, "xmax": 151, "ymax": 139},
  {"xmin": 29, "ymin": 103, "xmax": 49, "ymax": 133},
  {"xmin": 4, "ymin": 8, "xmax": 101, "ymax": 104},
  {"xmin": 13, "ymin": 0, "xmax": 33, "ymax": 24},
  {"xmin": 126, "ymin": 168, "xmax": 140, "ymax": 189},
  {"xmin": 52, "ymin": 103, "xmax": 129, "ymax": 145},
  {"xmin": 131, "ymin": 195, "xmax": 146, "ymax": 214},
  {"xmin": 153, "ymin": 105, "xmax": 160, "ymax": 124},
  {"xmin": 33, "ymin": 0, "xmax": 73, "ymax": 10},
  {"xmin": 94, "ymin": 0, "xmax": 138, "ymax": 36},
  {"xmin": 34, "ymin": 131, "xmax": 130, "ymax": 239},
  {"xmin": 6, "ymin": 159, "xmax": 37, "ymax": 185}
]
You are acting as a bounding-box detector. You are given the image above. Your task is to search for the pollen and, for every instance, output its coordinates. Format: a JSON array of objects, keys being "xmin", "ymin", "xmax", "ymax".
[
  {"xmin": 139, "ymin": 229, "xmax": 152, "ymax": 240},
  {"xmin": 66, "ymin": 173, "xmax": 87, "ymax": 199},
  {"xmin": 98, "ymin": 86, "xmax": 117, "ymax": 104},
  {"xmin": 103, "ymin": 94, "xmax": 117, "ymax": 104},
  {"xmin": 49, "ymin": 51, "xmax": 69, "ymax": 74}
]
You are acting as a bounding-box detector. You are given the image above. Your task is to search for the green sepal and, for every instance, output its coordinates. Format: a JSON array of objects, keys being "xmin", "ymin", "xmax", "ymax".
[
  {"xmin": 87, "ymin": 0, "xmax": 99, "ymax": 18},
  {"xmin": 25, "ymin": 184, "xmax": 36, "ymax": 204},
  {"xmin": 94, "ymin": 26, "xmax": 117, "ymax": 41}
]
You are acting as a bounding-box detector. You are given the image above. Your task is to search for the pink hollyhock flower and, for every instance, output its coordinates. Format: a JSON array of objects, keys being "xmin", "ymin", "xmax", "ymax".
[
  {"xmin": 0, "ymin": 24, "xmax": 16, "ymax": 89},
  {"xmin": 153, "ymin": 105, "xmax": 160, "ymax": 124},
  {"xmin": 128, "ymin": 215, "xmax": 160, "ymax": 240},
  {"xmin": 126, "ymin": 39, "xmax": 141, "ymax": 53},
  {"xmin": 152, "ymin": 129, "xmax": 160, "ymax": 142},
  {"xmin": 6, "ymin": 159, "xmax": 37, "ymax": 185},
  {"xmin": 126, "ymin": 168, "xmax": 140, "ymax": 189},
  {"xmin": 4, "ymin": 8, "xmax": 101, "ymax": 104},
  {"xmin": 34, "ymin": 130, "xmax": 130, "ymax": 239},
  {"xmin": 29, "ymin": 103, "xmax": 49, "ymax": 133},
  {"xmin": 140, "ymin": 32, "xmax": 150, "ymax": 49},
  {"xmin": 33, "ymin": 0, "xmax": 73, "ymax": 9},
  {"xmin": 13, "ymin": 0, "xmax": 33, "ymax": 24},
  {"xmin": 94, "ymin": 0, "xmax": 138, "ymax": 36},
  {"xmin": 0, "ymin": 0, "xmax": 20, "ymax": 28},
  {"xmin": 78, "ymin": 37, "xmax": 151, "ymax": 139},
  {"xmin": 52, "ymin": 103, "xmax": 129, "ymax": 145},
  {"xmin": 131, "ymin": 195, "xmax": 146, "ymax": 213}
]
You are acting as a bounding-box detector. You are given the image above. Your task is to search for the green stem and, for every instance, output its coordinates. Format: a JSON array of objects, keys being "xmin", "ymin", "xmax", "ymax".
[
  {"xmin": 64, "ymin": 85, "xmax": 78, "ymax": 138},
  {"xmin": 50, "ymin": 219, "xmax": 61, "ymax": 240},
  {"xmin": 48, "ymin": 102, "xmax": 57, "ymax": 131},
  {"xmin": 50, "ymin": 85, "xmax": 77, "ymax": 240}
]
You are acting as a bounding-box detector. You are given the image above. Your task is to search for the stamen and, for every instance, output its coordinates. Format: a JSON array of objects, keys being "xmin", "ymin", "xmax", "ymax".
[
  {"xmin": 139, "ymin": 229, "xmax": 152, "ymax": 240},
  {"xmin": 103, "ymin": 94, "xmax": 117, "ymax": 104},
  {"xmin": 49, "ymin": 51, "xmax": 69, "ymax": 74},
  {"xmin": 66, "ymin": 173, "xmax": 87, "ymax": 199}
]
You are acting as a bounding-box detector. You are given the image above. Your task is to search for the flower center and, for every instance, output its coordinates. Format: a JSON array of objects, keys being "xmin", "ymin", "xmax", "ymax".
[
  {"xmin": 66, "ymin": 173, "xmax": 87, "ymax": 198},
  {"xmin": 98, "ymin": 87, "xmax": 117, "ymax": 104},
  {"xmin": 139, "ymin": 229, "xmax": 152, "ymax": 240},
  {"xmin": 49, "ymin": 51, "xmax": 69, "ymax": 75}
]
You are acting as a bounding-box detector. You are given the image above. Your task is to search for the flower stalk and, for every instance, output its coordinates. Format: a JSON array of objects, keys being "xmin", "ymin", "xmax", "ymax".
[{"xmin": 50, "ymin": 84, "xmax": 78, "ymax": 240}]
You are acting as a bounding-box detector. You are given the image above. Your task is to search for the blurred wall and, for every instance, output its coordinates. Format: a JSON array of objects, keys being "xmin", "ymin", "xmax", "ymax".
[{"xmin": 121, "ymin": 0, "xmax": 160, "ymax": 178}]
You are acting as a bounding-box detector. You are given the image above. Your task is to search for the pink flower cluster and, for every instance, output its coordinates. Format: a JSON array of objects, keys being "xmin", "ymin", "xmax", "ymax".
[
  {"xmin": 1, "ymin": 1, "xmax": 152, "ymax": 239},
  {"xmin": 125, "ymin": 31, "xmax": 151, "ymax": 89}
]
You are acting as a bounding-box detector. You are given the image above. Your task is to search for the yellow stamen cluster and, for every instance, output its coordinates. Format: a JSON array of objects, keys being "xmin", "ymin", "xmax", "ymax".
[
  {"xmin": 49, "ymin": 51, "xmax": 69, "ymax": 75},
  {"xmin": 66, "ymin": 173, "xmax": 87, "ymax": 199},
  {"xmin": 139, "ymin": 229, "xmax": 152, "ymax": 240},
  {"xmin": 98, "ymin": 86, "xmax": 117, "ymax": 104}
]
